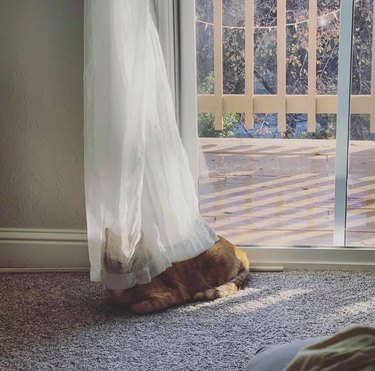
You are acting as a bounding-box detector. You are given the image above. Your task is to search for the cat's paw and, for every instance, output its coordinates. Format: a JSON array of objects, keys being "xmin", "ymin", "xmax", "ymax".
[
  {"xmin": 193, "ymin": 289, "xmax": 220, "ymax": 301},
  {"xmin": 193, "ymin": 291, "xmax": 205, "ymax": 301}
]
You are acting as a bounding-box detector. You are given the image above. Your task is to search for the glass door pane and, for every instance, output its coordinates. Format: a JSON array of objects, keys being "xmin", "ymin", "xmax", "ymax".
[
  {"xmin": 346, "ymin": 0, "xmax": 375, "ymax": 247},
  {"xmin": 196, "ymin": 0, "xmax": 339, "ymax": 246}
]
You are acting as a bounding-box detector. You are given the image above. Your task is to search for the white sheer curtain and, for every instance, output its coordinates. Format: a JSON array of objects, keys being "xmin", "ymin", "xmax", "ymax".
[{"xmin": 84, "ymin": 0, "xmax": 218, "ymax": 289}]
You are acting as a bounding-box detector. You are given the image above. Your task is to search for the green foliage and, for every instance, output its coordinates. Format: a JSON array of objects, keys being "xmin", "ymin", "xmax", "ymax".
[
  {"xmin": 198, "ymin": 112, "xmax": 238, "ymax": 138},
  {"xmin": 198, "ymin": 71, "xmax": 214, "ymax": 95},
  {"xmin": 300, "ymin": 128, "xmax": 332, "ymax": 140},
  {"xmin": 196, "ymin": 69, "xmax": 269, "ymax": 138},
  {"xmin": 197, "ymin": 71, "xmax": 238, "ymax": 137},
  {"xmin": 300, "ymin": 114, "xmax": 336, "ymax": 139}
]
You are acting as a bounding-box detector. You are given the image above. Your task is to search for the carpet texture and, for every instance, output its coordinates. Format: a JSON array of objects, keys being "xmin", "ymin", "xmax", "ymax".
[{"xmin": 0, "ymin": 270, "xmax": 374, "ymax": 371}]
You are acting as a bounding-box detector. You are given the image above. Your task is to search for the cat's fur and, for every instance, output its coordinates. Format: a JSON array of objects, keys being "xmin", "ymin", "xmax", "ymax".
[{"xmin": 106, "ymin": 236, "xmax": 250, "ymax": 314}]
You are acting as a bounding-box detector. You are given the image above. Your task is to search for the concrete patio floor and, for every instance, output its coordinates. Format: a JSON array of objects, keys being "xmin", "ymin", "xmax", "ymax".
[{"xmin": 198, "ymin": 138, "xmax": 375, "ymax": 247}]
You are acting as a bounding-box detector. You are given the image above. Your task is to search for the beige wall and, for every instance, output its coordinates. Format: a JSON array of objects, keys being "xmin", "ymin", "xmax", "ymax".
[{"xmin": 0, "ymin": 0, "xmax": 86, "ymax": 229}]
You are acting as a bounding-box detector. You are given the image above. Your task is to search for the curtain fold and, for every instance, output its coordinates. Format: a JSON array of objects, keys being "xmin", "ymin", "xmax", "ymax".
[{"xmin": 84, "ymin": 0, "xmax": 218, "ymax": 289}]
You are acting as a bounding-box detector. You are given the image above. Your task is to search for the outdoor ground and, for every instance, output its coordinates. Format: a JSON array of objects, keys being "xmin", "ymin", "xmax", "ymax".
[{"xmin": 199, "ymin": 138, "xmax": 375, "ymax": 247}]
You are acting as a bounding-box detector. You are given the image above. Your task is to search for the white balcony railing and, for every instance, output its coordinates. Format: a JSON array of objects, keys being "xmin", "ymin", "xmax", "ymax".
[{"xmin": 196, "ymin": 0, "xmax": 375, "ymax": 133}]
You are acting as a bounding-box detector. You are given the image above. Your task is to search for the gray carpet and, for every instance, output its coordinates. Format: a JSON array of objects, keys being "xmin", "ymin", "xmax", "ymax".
[{"xmin": 0, "ymin": 270, "xmax": 374, "ymax": 371}]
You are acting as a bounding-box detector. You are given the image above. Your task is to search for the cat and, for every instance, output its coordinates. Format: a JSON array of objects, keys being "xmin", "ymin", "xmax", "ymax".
[{"xmin": 105, "ymin": 235, "xmax": 250, "ymax": 314}]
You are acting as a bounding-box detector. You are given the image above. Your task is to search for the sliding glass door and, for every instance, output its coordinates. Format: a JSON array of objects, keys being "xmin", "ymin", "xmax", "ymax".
[{"xmin": 195, "ymin": 0, "xmax": 375, "ymax": 248}]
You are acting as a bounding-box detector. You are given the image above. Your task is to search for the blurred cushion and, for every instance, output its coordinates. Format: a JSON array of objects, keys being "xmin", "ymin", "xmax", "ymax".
[
  {"xmin": 285, "ymin": 326, "xmax": 375, "ymax": 371},
  {"xmin": 245, "ymin": 337, "xmax": 327, "ymax": 371}
]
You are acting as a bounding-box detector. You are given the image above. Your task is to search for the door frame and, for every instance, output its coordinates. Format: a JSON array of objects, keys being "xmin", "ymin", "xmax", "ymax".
[{"xmin": 176, "ymin": 0, "xmax": 374, "ymax": 270}]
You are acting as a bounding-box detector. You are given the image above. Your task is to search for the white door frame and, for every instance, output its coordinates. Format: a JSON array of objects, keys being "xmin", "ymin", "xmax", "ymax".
[
  {"xmin": 177, "ymin": 0, "xmax": 375, "ymax": 270},
  {"xmin": 333, "ymin": 0, "xmax": 355, "ymax": 246},
  {"xmin": 177, "ymin": 0, "xmax": 200, "ymax": 187},
  {"xmin": 155, "ymin": 0, "xmax": 199, "ymax": 189}
]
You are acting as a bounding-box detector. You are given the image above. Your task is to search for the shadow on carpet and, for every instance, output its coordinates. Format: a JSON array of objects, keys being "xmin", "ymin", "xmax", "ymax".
[{"xmin": 0, "ymin": 270, "xmax": 374, "ymax": 370}]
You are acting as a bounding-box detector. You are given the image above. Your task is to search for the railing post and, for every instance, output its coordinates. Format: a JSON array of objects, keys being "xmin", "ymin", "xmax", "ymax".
[
  {"xmin": 245, "ymin": 0, "xmax": 254, "ymax": 128},
  {"xmin": 277, "ymin": 0, "xmax": 287, "ymax": 132},
  {"xmin": 371, "ymin": 2, "xmax": 375, "ymax": 134},
  {"xmin": 308, "ymin": 0, "xmax": 317, "ymax": 132},
  {"xmin": 213, "ymin": 0, "xmax": 223, "ymax": 130}
]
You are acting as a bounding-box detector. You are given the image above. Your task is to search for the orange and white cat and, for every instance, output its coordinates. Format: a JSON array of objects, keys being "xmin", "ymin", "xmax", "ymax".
[{"xmin": 105, "ymin": 235, "xmax": 250, "ymax": 314}]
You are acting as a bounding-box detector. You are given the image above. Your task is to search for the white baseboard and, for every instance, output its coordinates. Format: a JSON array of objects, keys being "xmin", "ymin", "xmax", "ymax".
[
  {"xmin": 243, "ymin": 246, "xmax": 375, "ymax": 272},
  {"xmin": 0, "ymin": 228, "xmax": 89, "ymax": 269},
  {"xmin": 0, "ymin": 267, "xmax": 90, "ymax": 273},
  {"xmin": 1, "ymin": 229, "xmax": 374, "ymax": 273}
]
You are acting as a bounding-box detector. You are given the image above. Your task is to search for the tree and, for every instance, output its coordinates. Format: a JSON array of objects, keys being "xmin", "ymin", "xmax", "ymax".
[{"xmin": 195, "ymin": 0, "xmax": 374, "ymax": 140}]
